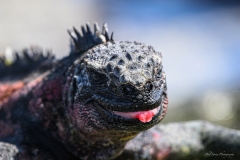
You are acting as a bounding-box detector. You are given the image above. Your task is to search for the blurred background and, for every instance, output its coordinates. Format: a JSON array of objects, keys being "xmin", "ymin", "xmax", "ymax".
[{"xmin": 0, "ymin": 0, "xmax": 240, "ymax": 129}]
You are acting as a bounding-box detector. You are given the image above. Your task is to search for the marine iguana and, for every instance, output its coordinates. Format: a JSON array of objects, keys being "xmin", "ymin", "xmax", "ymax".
[
  {"xmin": 0, "ymin": 24, "xmax": 240, "ymax": 160},
  {"xmin": 0, "ymin": 22, "xmax": 168, "ymax": 160}
]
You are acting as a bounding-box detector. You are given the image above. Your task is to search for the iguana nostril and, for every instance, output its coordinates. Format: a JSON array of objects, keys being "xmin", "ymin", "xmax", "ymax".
[
  {"xmin": 149, "ymin": 83, "xmax": 153, "ymax": 91},
  {"xmin": 145, "ymin": 82, "xmax": 154, "ymax": 92}
]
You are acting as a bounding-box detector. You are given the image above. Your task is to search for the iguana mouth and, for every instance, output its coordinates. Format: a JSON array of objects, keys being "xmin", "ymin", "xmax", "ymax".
[
  {"xmin": 94, "ymin": 100, "xmax": 164, "ymax": 124},
  {"xmin": 112, "ymin": 106, "xmax": 161, "ymax": 123},
  {"xmin": 93, "ymin": 94, "xmax": 162, "ymax": 112}
]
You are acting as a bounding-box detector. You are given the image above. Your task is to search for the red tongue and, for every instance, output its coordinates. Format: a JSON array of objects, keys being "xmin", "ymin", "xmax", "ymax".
[{"xmin": 136, "ymin": 111, "xmax": 154, "ymax": 123}]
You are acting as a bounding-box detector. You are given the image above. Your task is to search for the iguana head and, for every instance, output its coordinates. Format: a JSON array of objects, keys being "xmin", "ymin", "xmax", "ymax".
[
  {"xmin": 70, "ymin": 40, "xmax": 168, "ymax": 135},
  {"xmin": 64, "ymin": 24, "xmax": 168, "ymax": 160}
]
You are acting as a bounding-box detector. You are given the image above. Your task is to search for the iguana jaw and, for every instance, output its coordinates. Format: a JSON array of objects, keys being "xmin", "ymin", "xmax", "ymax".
[
  {"xmin": 94, "ymin": 96, "xmax": 167, "ymax": 128},
  {"xmin": 92, "ymin": 86, "xmax": 166, "ymax": 124}
]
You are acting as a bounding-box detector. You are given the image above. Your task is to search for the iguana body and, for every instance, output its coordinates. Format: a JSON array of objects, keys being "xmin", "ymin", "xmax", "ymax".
[{"xmin": 0, "ymin": 23, "xmax": 168, "ymax": 160}]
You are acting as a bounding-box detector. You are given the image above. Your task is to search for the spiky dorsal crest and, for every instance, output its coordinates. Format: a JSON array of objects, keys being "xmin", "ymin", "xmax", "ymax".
[
  {"xmin": 0, "ymin": 47, "xmax": 55, "ymax": 80},
  {"xmin": 68, "ymin": 22, "xmax": 114, "ymax": 54}
]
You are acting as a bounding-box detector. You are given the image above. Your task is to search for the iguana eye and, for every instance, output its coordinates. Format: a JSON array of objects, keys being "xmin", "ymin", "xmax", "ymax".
[
  {"xmin": 121, "ymin": 84, "xmax": 134, "ymax": 94},
  {"xmin": 88, "ymin": 69, "xmax": 107, "ymax": 83},
  {"xmin": 92, "ymin": 73, "xmax": 101, "ymax": 81}
]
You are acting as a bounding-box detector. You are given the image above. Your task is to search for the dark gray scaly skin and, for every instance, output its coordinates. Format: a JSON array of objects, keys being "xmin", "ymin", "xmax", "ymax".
[{"xmin": 0, "ymin": 22, "xmax": 168, "ymax": 160}]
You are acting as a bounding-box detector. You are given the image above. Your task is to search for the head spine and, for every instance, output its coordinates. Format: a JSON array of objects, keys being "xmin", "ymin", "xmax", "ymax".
[{"xmin": 68, "ymin": 22, "xmax": 114, "ymax": 55}]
